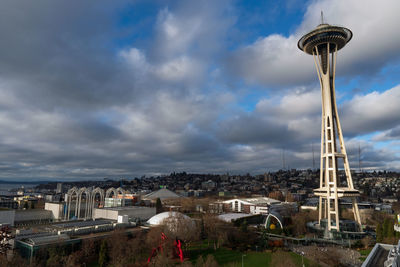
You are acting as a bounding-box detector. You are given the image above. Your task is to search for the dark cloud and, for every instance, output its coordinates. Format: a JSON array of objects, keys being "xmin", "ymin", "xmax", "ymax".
[
  {"xmin": 0, "ymin": 1, "xmax": 123, "ymax": 108},
  {"xmin": 0, "ymin": 0, "xmax": 398, "ymax": 180}
]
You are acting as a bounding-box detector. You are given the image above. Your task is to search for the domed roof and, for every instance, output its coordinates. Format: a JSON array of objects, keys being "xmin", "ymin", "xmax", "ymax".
[{"xmin": 147, "ymin": 211, "xmax": 191, "ymax": 226}]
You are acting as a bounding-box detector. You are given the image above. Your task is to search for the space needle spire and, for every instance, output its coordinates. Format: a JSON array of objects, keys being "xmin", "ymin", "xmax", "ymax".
[{"xmin": 298, "ymin": 19, "xmax": 361, "ymax": 232}]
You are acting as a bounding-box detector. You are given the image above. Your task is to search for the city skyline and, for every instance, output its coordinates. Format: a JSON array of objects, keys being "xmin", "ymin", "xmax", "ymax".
[{"xmin": 0, "ymin": 0, "xmax": 399, "ymax": 180}]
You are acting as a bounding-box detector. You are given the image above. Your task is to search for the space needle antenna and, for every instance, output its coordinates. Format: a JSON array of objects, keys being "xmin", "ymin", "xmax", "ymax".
[{"xmin": 321, "ymin": 11, "xmax": 324, "ymax": 24}]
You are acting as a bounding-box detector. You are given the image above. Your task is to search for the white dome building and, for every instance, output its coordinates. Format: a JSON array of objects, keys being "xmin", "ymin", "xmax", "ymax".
[{"xmin": 147, "ymin": 211, "xmax": 191, "ymax": 226}]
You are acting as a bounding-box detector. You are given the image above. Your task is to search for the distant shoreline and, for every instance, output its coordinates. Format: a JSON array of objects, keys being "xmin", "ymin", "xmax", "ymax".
[{"xmin": 0, "ymin": 180, "xmax": 49, "ymax": 184}]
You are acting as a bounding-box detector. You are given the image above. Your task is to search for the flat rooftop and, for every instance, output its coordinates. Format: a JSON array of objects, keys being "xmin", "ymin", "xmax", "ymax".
[
  {"xmin": 52, "ymin": 219, "xmax": 114, "ymax": 229},
  {"xmin": 362, "ymin": 243, "xmax": 395, "ymax": 267},
  {"xmin": 218, "ymin": 213, "xmax": 255, "ymax": 222},
  {"xmin": 222, "ymin": 197, "xmax": 281, "ymax": 205},
  {"xmin": 100, "ymin": 206, "xmax": 153, "ymax": 211}
]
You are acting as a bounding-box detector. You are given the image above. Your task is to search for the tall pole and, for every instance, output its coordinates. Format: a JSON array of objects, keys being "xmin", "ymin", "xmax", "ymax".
[
  {"xmin": 358, "ymin": 143, "xmax": 362, "ymax": 173},
  {"xmin": 282, "ymin": 149, "xmax": 286, "ymax": 170},
  {"xmin": 312, "ymin": 143, "xmax": 315, "ymax": 170}
]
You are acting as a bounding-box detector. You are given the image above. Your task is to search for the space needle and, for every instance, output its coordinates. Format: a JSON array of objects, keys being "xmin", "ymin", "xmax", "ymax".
[{"xmin": 298, "ymin": 15, "xmax": 361, "ymax": 232}]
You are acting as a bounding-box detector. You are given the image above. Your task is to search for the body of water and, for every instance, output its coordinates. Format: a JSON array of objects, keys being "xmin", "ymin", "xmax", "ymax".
[
  {"xmin": 0, "ymin": 183, "xmax": 38, "ymax": 190},
  {"xmin": 0, "ymin": 183, "xmax": 39, "ymax": 195}
]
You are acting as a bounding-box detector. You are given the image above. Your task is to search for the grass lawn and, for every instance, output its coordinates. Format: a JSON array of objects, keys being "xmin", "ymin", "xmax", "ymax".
[
  {"xmin": 358, "ymin": 248, "xmax": 372, "ymax": 262},
  {"xmin": 289, "ymin": 251, "xmax": 318, "ymax": 267},
  {"xmin": 188, "ymin": 245, "xmax": 319, "ymax": 267},
  {"xmin": 87, "ymin": 262, "xmax": 99, "ymax": 267},
  {"xmin": 190, "ymin": 248, "xmax": 270, "ymax": 266},
  {"xmin": 359, "ymin": 248, "xmax": 372, "ymax": 256},
  {"xmin": 239, "ymin": 252, "xmax": 271, "ymax": 266}
]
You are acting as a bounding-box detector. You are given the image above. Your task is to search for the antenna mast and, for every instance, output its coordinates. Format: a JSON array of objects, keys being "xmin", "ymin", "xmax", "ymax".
[{"xmin": 321, "ymin": 11, "xmax": 324, "ymax": 24}]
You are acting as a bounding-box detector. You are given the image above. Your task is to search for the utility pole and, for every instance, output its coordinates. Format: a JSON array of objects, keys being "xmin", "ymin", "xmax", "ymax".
[
  {"xmin": 242, "ymin": 254, "xmax": 246, "ymax": 267},
  {"xmin": 312, "ymin": 143, "xmax": 315, "ymax": 170}
]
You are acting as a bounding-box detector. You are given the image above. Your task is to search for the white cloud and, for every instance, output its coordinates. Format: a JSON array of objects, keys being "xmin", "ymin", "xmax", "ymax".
[
  {"xmin": 119, "ymin": 48, "xmax": 201, "ymax": 83},
  {"xmin": 154, "ymin": 56, "xmax": 201, "ymax": 82},
  {"xmin": 229, "ymin": 0, "xmax": 400, "ymax": 86},
  {"xmin": 228, "ymin": 35, "xmax": 313, "ymax": 85},
  {"xmin": 341, "ymin": 85, "xmax": 400, "ymax": 135},
  {"xmin": 373, "ymin": 126, "xmax": 400, "ymax": 141},
  {"xmin": 155, "ymin": 8, "xmax": 203, "ymax": 58},
  {"xmin": 119, "ymin": 48, "xmax": 149, "ymax": 72}
]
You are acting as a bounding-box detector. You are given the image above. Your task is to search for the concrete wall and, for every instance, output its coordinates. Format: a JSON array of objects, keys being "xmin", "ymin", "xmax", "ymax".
[
  {"xmin": 118, "ymin": 207, "xmax": 155, "ymax": 221},
  {"xmin": 94, "ymin": 208, "xmax": 119, "ymax": 220},
  {"xmin": 0, "ymin": 210, "xmax": 15, "ymax": 226},
  {"xmin": 44, "ymin": 202, "xmax": 64, "ymax": 220}
]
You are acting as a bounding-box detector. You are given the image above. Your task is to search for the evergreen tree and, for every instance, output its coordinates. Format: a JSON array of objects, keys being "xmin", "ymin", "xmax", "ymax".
[
  {"xmin": 156, "ymin": 198, "xmax": 163, "ymax": 214},
  {"xmin": 383, "ymin": 218, "xmax": 390, "ymax": 238},
  {"xmin": 240, "ymin": 219, "xmax": 248, "ymax": 233},
  {"xmin": 98, "ymin": 239, "xmax": 108, "ymax": 267},
  {"xmin": 376, "ymin": 223, "xmax": 383, "ymax": 243},
  {"xmin": 388, "ymin": 219, "xmax": 395, "ymax": 238},
  {"xmin": 200, "ymin": 218, "xmax": 206, "ymax": 239}
]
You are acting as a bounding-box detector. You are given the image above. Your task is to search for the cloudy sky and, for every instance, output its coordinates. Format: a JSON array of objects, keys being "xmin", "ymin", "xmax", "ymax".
[{"xmin": 0, "ymin": 0, "xmax": 399, "ymax": 180}]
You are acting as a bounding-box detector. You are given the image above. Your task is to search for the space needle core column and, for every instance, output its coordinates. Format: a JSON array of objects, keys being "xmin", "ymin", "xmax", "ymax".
[{"xmin": 298, "ymin": 21, "xmax": 361, "ymax": 232}]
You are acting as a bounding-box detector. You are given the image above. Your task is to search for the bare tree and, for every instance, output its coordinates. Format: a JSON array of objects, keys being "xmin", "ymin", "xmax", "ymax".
[
  {"xmin": 162, "ymin": 213, "xmax": 199, "ymax": 250},
  {"xmin": 108, "ymin": 230, "xmax": 130, "ymax": 267},
  {"xmin": 65, "ymin": 251, "xmax": 83, "ymax": 267},
  {"xmin": 268, "ymin": 191, "xmax": 285, "ymax": 201},
  {"xmin": 290, "ymin": 210, "xmax": 318, "ymax": 236},
  {"xmin": 361, "ymin": 236, "xmax": 373, "ymax": 249}
]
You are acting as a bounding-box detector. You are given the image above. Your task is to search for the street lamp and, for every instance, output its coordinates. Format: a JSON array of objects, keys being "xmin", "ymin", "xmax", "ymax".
[
  {"xmin": 242, "ymin": 254, "xmax": 246, "ymax": 267},
  {"xmin": 301, "ymin": 251, "xmax": 305, "ymax": 267}
]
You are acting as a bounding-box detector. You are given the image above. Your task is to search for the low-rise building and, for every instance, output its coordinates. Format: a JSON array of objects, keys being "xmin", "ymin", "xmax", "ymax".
[
  {"xmin": 0, "ymin": 197, "xmax": 18, "ymax": 209},
  {"xmin": 94, "ymin": 206, "xmax": 155, "ymax": 222},
  {"xmin": 104, "ymin": 193, "xmax": 137, "ymax": 207},
  {"xmin": 142, "ymin": 188, "xmax": 182, "ymax": 203},
  {"xmin": 0, "ymin": 209, "xmax": 53, "ymax": 226},
  {"xmin": 221, "ymin": 197, "xmax": 281, "ymax": 215}
]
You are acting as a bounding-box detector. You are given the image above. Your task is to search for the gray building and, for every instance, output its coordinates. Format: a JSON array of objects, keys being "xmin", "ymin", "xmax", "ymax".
[
  {"xmin": 94, "ymin": 206, "xmax": 155, "ymax": 222},
  {"xmin": 362, "ymin": 240, "xmax": 400, "ymax": 267},
  {"xmin": 0, "ymin": 210, "xmax": 15, "ymax": 226}
]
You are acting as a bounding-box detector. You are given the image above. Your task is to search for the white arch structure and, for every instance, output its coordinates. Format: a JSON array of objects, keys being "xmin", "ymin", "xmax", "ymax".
[
  {"xmin": 264, "ymin": 213, "xmax": 283, "ymax": 230},
  {"xmin": 90, "ymin": 187, "xmax": 105, "ymax": 219},
  {"xmin": 65, "ymin": 186, "xmax": 126, "ymax": 221},
  {"xmin": 105, "ymin": 187, "xmax": 126, "ymax": 207},
  {"xmin": 116, "ymin": 187, "xmax": 126, "ymax": 207},
  {"xmin": 65, "ymin": 187, "xmax": 79, "ymax": 220},
  {"xmin": 105, "ymin": 187, "xmax": 118, "ymax": 207},
  {"xmin": 77, "ymin": 187, "xmax": 91, "ymax": 219}
]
